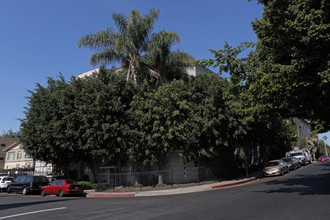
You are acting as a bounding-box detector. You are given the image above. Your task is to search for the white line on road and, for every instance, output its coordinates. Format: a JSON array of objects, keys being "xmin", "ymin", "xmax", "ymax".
[{"xmin": 0, "ymin": 207, "xmax": 67, "ymax": 219}]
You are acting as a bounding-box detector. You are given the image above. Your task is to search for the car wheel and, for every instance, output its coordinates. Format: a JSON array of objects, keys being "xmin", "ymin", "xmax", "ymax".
[
  {"xmin": 22, "ymin": 187, "xmax": 28, "ymax": 195},
  {"xmin": 59, "ymin": 189, "xmax": 64, "ymax": 197},
  {"xmin": 7, "ymin": 186, "xmax": 11, "ymax": 193},
  {"xmin": 41, "ymin": 189, "xmax": 46, "ymax": 197}
]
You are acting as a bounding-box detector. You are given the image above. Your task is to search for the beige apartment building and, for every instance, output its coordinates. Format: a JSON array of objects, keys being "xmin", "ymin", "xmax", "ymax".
[{"xmin": 3, "ymin": 142, "xmax": 34, "ymax": 171}]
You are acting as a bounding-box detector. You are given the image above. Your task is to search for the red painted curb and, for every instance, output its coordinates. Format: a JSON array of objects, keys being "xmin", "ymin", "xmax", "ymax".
[
  {"xmin": 88, "ymin": 193, "xmax": 135, "ymax": 198},
  {"xmin": 212, "ymin": 177, "xmax": 257, "ymax": 189}
]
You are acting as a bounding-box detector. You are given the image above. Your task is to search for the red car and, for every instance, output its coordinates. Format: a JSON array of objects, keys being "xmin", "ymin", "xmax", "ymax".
[
  {"xmin": 41, "ymin": 179, "xmax": 84, "ymax": 197},
  {"xmin": 318, "ymin": 155, "xmax": 330, "ymax": 162}
]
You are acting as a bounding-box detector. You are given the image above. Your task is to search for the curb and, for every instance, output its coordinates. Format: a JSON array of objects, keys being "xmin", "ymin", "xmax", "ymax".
[
  {"xmin": 211, "ymin": 177, "xmax": 257, "ymax": 189},
  {"xmin": 86, "ymin": 176, "xmax": 260, "ymax": 198}
]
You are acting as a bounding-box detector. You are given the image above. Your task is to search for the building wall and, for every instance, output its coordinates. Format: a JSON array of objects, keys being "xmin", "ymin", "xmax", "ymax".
[
  {"xmin": 186, "ymin": 65, "xmax": 215, "ymax": 77},
  {"xmin": 0, "ymin": 137, "xmax": 17, "ymax": 171},
  {"xmin": 166, "ymin": 152, "xmax": 199, "ymax": 183},
  {"xmin": 4, "ymin": 143, "xmax": 34, "ymax": 170}
]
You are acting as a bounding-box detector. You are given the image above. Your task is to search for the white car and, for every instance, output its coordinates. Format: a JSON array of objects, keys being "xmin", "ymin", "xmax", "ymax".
[{"xmin": 0, "ymin": 176, "xmax": 14, "ymax": 192}]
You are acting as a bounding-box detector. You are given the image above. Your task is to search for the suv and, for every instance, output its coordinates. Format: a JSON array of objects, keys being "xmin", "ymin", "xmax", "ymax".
[
  {"xmin": 290, "ymin": 151, "xmax": 309, "ymax": 165},
  {"xmin": 7, "ymin": 175, "xmax": 49, "ymax": 195},
  {"xmin": 0, "ymin": 176, "xmax": 14, "ymax": 192}
]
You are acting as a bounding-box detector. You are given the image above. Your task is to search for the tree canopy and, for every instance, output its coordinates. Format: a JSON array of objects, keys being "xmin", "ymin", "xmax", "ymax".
[{"xmin": 251, "ymin": 0, "xmax": 330, "ymax": 132}]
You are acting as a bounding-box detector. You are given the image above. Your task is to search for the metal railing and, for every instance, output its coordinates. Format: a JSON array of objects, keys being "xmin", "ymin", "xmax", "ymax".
[{"xmin": 97, "ymin": 166, "xmax": 215, "ymax": 191}]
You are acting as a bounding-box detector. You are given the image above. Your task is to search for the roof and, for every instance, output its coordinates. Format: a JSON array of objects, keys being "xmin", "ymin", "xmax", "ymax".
[{"xmin": 2, "ymin": 142, "xmax": 20, "ymax": 152}]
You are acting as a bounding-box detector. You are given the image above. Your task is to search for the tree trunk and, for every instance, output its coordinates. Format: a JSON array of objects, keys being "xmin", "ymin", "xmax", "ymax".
[
  {"xmin": 132, "ymin": 160, "xmax": 142, "ymax": 187},
  {"xmin": 89, "ymin": 159, "xmax": 99, "ymax": 183}
]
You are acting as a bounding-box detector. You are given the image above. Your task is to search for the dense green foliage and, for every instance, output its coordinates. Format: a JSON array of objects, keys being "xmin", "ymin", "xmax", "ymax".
[
  {"xmin": 20, "ymin": 67, "xmax": 296, "ymax": 179},
  {"xmin": 129, "ymin": 74, "xmax": 237, "ymax": 171},
  {"xmin": 199, "ymin": 41, "xmax": 296, "ymax": 165},
  {"xmin": 20, "ymin": 69, "xmax": 137, "ymax": 181},
  {"xmin": 251, "ymin": 0, "xmax": 330, "ymax": 132}
]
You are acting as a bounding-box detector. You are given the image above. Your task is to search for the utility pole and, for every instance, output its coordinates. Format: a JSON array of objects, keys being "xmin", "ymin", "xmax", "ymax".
[{"xmin": 323, "ymin": 136, "xmax": 328, "ymax": 156}]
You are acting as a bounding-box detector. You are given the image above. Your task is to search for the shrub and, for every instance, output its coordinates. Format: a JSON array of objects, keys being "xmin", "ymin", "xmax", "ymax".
[{"xmin": 78, "ymin": 181, "xmax": 94, "ymax": 190}]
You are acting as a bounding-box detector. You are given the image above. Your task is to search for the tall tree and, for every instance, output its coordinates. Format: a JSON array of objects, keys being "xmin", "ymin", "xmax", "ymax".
[
  {"xmin": 250, "ymin": 0, "xmax": 330, "ymax": 132},
  {"xmin": 129, "ymin": 74, "xmax": 238, "ymax": 180},
  {"xmin": 199, "ymin": 42, "xmax": 296, "ymax": 167},
  {"xmin": 78, "ymin": 9, "xmax": 160, "ymax": 83},
  {"xmin": 20, "ymin": 69, "xmax": 136, "ymax": 181}
]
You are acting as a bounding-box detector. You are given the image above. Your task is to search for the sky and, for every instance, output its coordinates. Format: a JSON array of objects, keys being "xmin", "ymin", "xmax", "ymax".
[{"xmin": 0, "ymin": 0, "xmax": 328, "ymax": 142}]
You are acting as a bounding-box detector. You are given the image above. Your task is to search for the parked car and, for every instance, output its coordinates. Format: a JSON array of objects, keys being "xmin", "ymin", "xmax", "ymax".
[
  {"xmin": 281, "ymin": 157, "xmax": 300, "ymax": 170},
  {"xmin": 7, "ymin": 175, "xmax": 49, "ymax": 195},
  {"xmin": 318, "ymin": 155, "xmax": 330, "ymax": 162},
  {"xmin": 263, "ymin": 160, "xmax": 289, "ymax": 176},
  {"xmin": 289, "ymin": 151, "xmax": 308, "ymax": 165},
  {"xmin": 0, "ymin": 176, "xmax": 14, "ymax": 192},
  {"xmin": 41, "ymin": 179, "xmax": 84, "ymax": 197}
]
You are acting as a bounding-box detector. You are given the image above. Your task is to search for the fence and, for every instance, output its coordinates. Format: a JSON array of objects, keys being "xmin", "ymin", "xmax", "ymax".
[{"xmin": 97, "ymin": 166, "xmax": 215, "ymax": 190}]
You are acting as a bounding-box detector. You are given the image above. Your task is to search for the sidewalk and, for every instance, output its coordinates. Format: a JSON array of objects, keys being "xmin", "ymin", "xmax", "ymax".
[{"xmin": 86, "ymin": 171, "xmax": 263, "ymax": 198}]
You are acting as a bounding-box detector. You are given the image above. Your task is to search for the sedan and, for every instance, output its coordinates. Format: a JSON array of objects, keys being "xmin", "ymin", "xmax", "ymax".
[
  {"xmin": 318, "ymin": 155, "xmax": 330, "ymax": 162},
  {"xmin": 281, "ymin": 157, "xmax": 300, "ymax": 170},
  {"xmin": 263, "ymin": 160, "xmax": 289, "ymax": 176},
  {"xmin": 41, "ymin": 179, "xmax": 84, "ymax": 197}
]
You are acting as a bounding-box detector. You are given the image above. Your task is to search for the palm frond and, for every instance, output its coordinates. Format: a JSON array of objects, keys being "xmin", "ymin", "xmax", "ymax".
[
  {"xmin": 89, "ymin": 49, "xmax": 121, "ymax": 66},
  {"xmin": 112, "ymin": 13, "xmax": 128, "ymax": 37},
  {"xmin": 78, "ymin": 28, "xmax": 118, "ymax": 51}
]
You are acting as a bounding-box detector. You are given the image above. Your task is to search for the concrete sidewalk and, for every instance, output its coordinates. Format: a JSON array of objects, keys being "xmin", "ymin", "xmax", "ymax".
[{"xmin": 86, "ymin": 171, "xmax": 262, "ymax": 198}]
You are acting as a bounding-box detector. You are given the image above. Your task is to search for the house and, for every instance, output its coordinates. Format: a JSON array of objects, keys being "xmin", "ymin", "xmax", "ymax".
[
  {"xmin": 3, "ymin": 142, "xmax": 52, "ymax": 177},
  {"xmin": 293, "ymin": 118, "xmax": 311, "ymax": 138},
  {"xmin": 0, "ymin": 137, "xmax": 17, "ymax": 172},
  {"xmin": 3, "ymin": 142, "xmax": 34, "ymax": 171}
]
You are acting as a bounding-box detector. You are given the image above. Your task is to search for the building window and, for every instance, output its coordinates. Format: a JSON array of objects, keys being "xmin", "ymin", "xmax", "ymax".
[
  {"xmin": 7, "ymin": 152, "xmax": 15, "ymax": 160},
  {"xmin": 25, "ymin": 153, "xmax": 31, "ymax": 159},
  {"xmin": 0, "ymin": 157, "xmax": 3, "ymax": 160},
  {"xmin": 17, "ymin": 151, "xmax": 22, "ymax": 160},
  {"xmin": 1, "ymin": 144, "xmax": 5, "ymax": 147}
]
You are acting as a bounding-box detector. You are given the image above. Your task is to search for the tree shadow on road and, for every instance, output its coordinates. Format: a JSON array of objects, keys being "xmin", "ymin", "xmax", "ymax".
[
  {"xmin": 256, "ymin": 163, "xmax": 330, "ymax": 196},
  {"xmin": 0, "ymin": 197, "xmax": 78, "ymax": 211}
]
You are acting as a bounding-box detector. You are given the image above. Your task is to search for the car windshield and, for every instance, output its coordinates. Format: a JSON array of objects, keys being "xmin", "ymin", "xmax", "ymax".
[
  {"xmin": 291, "ymin": 152, "xmax": 303, "ymax": 156},
  {"xmin": 282, "ymin": 158, "xmax": 291, "ymax": 162},
  {"xmin": 266, "ymin": 162, "xmax": 280, "ymax": 166}
]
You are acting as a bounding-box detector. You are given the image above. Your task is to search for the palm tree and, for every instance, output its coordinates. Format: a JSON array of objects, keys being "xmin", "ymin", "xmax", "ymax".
[
  {"xmin": 144, "ymin": 30, "xmax": 193, "ymax": 87},
  {"xmin": 78, "ymin": 9, "xmax": 160, "ymax": 83}
]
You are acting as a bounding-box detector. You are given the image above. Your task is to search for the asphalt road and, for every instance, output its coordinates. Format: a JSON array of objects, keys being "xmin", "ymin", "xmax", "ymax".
[{"xmin": 1, "ymin": 162, "xmax": 330, "ymax": 220}]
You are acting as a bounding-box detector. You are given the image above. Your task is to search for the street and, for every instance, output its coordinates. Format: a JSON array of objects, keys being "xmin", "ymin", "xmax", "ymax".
[{"xmin": 1, "ymin": 162, "xmax": 330, "ymax": 219}]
